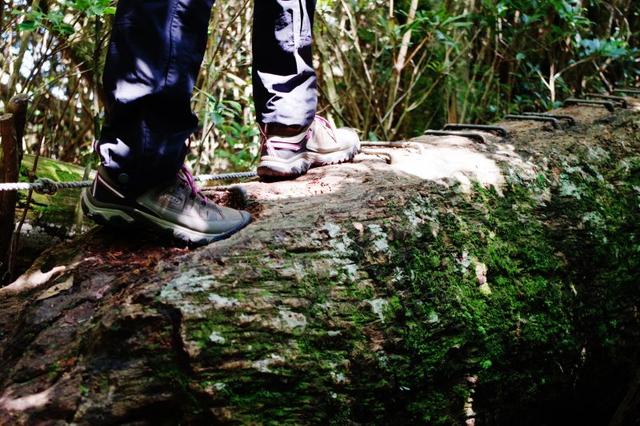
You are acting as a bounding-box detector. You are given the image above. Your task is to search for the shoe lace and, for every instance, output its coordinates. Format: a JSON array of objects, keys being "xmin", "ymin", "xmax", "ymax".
[
  {"xmin": 313, "ymin": 115, "xmax": 337, "ymax": 143},
  {"xmin": 179, "ymin": 165, "xmax": 207, "ymax": 206}
]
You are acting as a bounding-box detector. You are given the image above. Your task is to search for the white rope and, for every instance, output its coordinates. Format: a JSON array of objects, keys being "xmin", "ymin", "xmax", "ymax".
[
  {"xmin": 0, "ymin": 171, "xmax": 259, "ymax": 194},
  {"xmin": 196, "ymin": 171, "xmax": 258, "ymax": 182},
  {"xmin": 0, "ymin": 178, "xmax": 94, "ymax": 194},
  {"xmin": 0, "ymin": 182, "xmax": 35, "ymax": 191},
  {"xmin": 0, "ymin": 142, "xmax": 416, "ymax": 194}
]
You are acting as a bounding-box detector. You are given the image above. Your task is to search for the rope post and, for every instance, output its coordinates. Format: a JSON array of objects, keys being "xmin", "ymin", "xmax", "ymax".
[
  {"xmin": 7, "ymin": 94, "xmax": 30, "ymax": 165},
  {"xmin": 0, "ymin": 113, "xmax": 18, "ymax": 283}
]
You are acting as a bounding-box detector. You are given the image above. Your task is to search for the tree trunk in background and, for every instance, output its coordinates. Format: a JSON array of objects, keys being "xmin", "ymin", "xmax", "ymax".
[
  {"xmin": 6, "ymin": 95, "xmax": 29, "ymax": 165},
  {"xmin": 0, "ymin": 103, "xmax": 639, "ymax": 424},
  {"xmin": 0, "ymin": 113, "xmax": 18, "ymax": 282},
  {"xmin": 609, "ymin": 365, "xmax": 640, "ymax": 426}
]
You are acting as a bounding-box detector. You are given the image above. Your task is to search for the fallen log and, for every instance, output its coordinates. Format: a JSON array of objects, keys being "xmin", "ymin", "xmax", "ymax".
[{"xmin": 0, "ymin": 103, "xmax": 639, "ymax": 425}]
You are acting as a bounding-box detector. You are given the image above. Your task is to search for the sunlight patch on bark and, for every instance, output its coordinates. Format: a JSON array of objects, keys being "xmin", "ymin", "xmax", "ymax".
[
  {"xmin": 0, "ymin": 387, "xmax": 53, "ymax": 411},
  {"xmin": 0, "ymin": 265, "xmax": 68, "ymax": 296}
]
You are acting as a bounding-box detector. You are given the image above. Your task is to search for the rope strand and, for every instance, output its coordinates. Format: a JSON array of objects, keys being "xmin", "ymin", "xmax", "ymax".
[
  {"xmin": 0, "ymin": 142, "xmax": 413, "ymax": 194},
  {"xmin": 0, "ymin": 171, "xmax": 260, "ymax": 195}
]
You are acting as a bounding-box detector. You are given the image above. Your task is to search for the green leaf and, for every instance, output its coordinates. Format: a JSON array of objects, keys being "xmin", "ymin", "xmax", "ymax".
[
  {"xmin": 18, "ymin": 20, "xmax": 38, "ymax": 31},
  {"xmin": 480, "ymin": 359, "xmax": 493, "ymax": 369}
]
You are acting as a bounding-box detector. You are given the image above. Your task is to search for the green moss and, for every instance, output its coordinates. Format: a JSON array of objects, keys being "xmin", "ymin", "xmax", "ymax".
[
  {"xmin": 167, "ymin": 125, "xmax": 639, "ymax": 424},
  {"xmin": 354, "ymin": 143, "xmax": 640, "ymax": 424},
  {"xmin": 47, "ymin": 361, "xmax": 62, "ymax": 381},
  {"xmin": 20, "ymin": 154, "xmax": 86, "ymax": 182}
]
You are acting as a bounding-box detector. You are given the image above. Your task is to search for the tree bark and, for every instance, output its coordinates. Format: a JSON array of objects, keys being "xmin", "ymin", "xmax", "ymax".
[
  {"xmin": 0, "ymin": 0, "xmax": 5, "ymax": 33},
  {"xmin": 609, "ymin": 365, "xmax": 640, "ymax": 426},
  {"xmin": 0, "ymin": 113, "xmax": 18, "ymax": 282},
  {"xmin": 0, "ymin": 102, "xmax": 639, "ymax": 424},
  {"xmin": 6, "ymin": 94, "xmax": 29, "ymax": 165}
]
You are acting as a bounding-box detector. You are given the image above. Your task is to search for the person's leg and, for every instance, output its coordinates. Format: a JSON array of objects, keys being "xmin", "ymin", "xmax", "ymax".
[
  {"xmin": 252, "ymin": 0, "xmax": 318, "ymax": 130},
  {"xmin": 98, "ymin": 0, "xmax": 215, "ymax": 192},
  {"xmin": 86, "ymin": 0, "xmax": 252, "ymax": 245},
  {"xmin": 252, "ymin": 0, "xmax": 360, "ymax": 179}
]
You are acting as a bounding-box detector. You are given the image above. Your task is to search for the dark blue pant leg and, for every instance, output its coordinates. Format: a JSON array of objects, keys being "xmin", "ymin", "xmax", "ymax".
[
  {"xmin": 99, "ymin": 0, "xmax": 317, "ymax": 190},
  {"xmin": 98, "ymin": 0, "xmax": 215, "ymax": 190},
  {"xmin": 253, "ymin": 0, "xmax": 318, "ymax": 129}
]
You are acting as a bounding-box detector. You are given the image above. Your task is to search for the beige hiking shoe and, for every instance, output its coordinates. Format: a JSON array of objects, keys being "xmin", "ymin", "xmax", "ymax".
[
  {"xmin": 257, "ymin": 115, "xmax": 360, "ymax": 179},
  {"xmin": 82, "ymin": 165, "xmax": 251, "ymax": 245}
]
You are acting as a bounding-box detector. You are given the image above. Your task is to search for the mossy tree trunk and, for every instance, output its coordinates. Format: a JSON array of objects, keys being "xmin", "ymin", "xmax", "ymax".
[{"xmin": 1, "ymin": 103, "xmax": 639, "ymax": 425}]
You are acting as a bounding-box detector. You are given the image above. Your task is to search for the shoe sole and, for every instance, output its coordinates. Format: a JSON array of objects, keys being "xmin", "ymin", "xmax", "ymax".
[
  {"xmin": 257, "ymin": 146, "xmax": 359, "ymax": 178},
  {"xmin": 81, "ymin": 190, "xmax": 251, "ymax": 246}
]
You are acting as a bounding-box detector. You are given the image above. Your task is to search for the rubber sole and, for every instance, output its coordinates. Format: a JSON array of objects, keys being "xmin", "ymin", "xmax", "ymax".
[
  {"xmin": 257, "ymin": 146, "xmax": 359, "ymax": 178},
  {"xmin": 81, "ymin": 190, "xmax": 251, "ymax": 246}
]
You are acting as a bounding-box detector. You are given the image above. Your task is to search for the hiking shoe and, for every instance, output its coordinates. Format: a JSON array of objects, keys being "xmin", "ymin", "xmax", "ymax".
[
  {"xmin": 81, "ymin": 166, "xmax": 251, "ymax": 245},
  {"xmin": 257, "ymin": 115, "xmax": 360, "ymax": 178}
]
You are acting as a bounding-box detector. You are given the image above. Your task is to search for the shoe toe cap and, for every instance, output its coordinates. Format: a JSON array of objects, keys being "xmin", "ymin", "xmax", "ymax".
[
  {"xmin": 335, "ymin": 127, "xmax": 361, "ymax": 150},
  {"xmin": 239, "ymin": 209, "xmax": 252, "ymax": 225},
  {"xmin": 215, "ymin": 206, "xmax": 252, "ymax": 231}
]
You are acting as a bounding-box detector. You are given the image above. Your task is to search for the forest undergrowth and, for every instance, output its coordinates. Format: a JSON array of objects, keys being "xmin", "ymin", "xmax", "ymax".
[{"xmin": 0, "ymin": 0, "xmax": 638, "ymax": 174}]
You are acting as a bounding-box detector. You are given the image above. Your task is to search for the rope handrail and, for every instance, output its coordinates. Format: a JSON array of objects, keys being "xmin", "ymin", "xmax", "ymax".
[
  {"xmin": 0, "ymin": 142, "xmax": 407, "ymax": 195},
  {"xmin": 0, "ymin": 171, "xmax": 259, "ymax": 195}
]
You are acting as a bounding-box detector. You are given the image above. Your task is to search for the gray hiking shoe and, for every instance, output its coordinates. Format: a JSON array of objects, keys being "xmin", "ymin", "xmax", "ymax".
[
  {"xmin": 257, "ymin": 115, "xmax": 360, "ymax": 178},
  {"xmin": 82, "ymin": 166, "xmax": 251, "ymax": 245}
]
